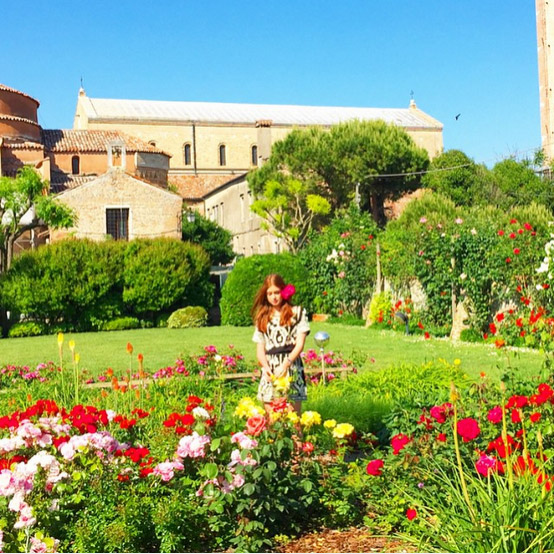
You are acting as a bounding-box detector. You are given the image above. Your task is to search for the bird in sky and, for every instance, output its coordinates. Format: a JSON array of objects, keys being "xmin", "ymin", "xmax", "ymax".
[{"xmin": 455, "ymin": 113, "xmax": 461, "ymax": 120}]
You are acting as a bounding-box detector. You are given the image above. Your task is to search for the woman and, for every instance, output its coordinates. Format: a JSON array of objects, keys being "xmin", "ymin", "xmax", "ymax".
[{"xmin": 252, "ymin": 274, "xmax": 310, "ymax": 414}]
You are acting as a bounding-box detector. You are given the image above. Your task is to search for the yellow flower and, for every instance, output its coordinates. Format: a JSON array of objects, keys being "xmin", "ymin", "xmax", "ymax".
[
  {"xmin": 324, "ymin": 419, "xmax": 337, "ymax": 429},
  {"xmin": 300, "ymin": 411, "xmax": 322, "ymax": 428},
  {"xmin": 74, "ymin": 353, "xmax": 80, "ymax": 364},
  {"xmin": 234, "ymin": 397, "xmax": 264, "ymax": 419},
  {"xmin": 332, "ymin": 423, "xmax": 355, "ymax": 439},
  {"xmin": 453, "ymin": 358, "xmax": 461, "ymax": 366},
  {"xmin": 287, "ymin": 411, "xmax": 299, "ymax": 424},
  {"xmin": 273, "ymin": 375, "xmax": 292, "ymax": 395},
  {"xmin": 57, "ymin": 333, "xmax": 64, "ymax": 347},
  {"xmin": 69, "ymin": 340, "xmax": 76, "ymax": 352},
  {"xmin": 269, "ymin": 411, "xmax": 282, "ymax": 423}
]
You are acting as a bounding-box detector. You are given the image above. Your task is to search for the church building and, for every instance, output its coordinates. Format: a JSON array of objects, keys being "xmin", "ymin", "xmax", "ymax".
[{"xmin": 74, "ymin": 89, "xmax": 443, "ymax": 254}]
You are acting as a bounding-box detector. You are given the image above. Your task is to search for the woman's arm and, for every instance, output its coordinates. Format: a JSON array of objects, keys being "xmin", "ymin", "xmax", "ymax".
[
  {"xmin": 275, "ymin": 331, "xmax": 308, "ymax": 378},
  {"xmin": 257, "ymin": 341, "xmax": 272, "ymax": 380}
]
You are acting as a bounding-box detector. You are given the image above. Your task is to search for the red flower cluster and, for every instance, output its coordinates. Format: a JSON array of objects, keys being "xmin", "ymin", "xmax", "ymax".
[{"xmin": 163, "ymin": 396, "xmax": 216, "ymax": 434}]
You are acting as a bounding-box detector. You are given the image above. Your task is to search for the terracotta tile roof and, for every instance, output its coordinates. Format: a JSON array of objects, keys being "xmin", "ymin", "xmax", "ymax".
[
  {"xmin": 0, "ymin": 114, "xmax": 41, "ymax": 128},
  {"xmin": 168, "ymin": 173, "xmax": 243, "ymax": 200},
  {"xmin": 41, "ymin": 129, "xmax": 170, "ymax": 156},
  {"xmin": 0, "ymin": 84, "xmax": 40, "ymax": 106},
  {"xmin": 1, "ymin": 137, "xmax": 44, "ymax": 150},
  {"xmin": 49, "ymin": 171, "xmax": 96, "ymax": 193}
]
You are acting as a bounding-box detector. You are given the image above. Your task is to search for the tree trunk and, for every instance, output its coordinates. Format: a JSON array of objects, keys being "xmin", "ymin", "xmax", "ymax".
[{"xmin": 369, "ymin": 192, "xmax": 387, "ymax": 227}]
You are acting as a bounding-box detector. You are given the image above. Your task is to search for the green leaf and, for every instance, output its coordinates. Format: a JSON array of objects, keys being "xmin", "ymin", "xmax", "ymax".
[
  {"xmin": 204, "ymin": 462, "xmax": 219, "ymax": 479},
  {"xmin": 243, "ymin": 483, "xmax": 256, "ymax": 496}
]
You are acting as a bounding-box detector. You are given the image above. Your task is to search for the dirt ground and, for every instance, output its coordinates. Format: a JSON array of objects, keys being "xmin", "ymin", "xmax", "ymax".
[{"xmin": 277, "ymin": 527, "xmax": 412, "ymax": 553}]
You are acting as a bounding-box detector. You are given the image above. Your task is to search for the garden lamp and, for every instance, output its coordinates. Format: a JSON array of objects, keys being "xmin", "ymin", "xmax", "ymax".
[
  {"xmin": 186, "ymin": 209, "xmax": 196, "ymax": 224},
  {"xmin": 314, "ymin": 331, "xmax": 330, "ymax": 384},
  {"xmin": 395, "ymin": 311, "xmax": 410, "ymax": 335}
]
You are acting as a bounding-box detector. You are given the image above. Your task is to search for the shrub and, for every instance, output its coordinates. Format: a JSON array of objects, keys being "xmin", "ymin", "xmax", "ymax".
[
  {"xmin": 1, "ymin": 239, "xmax": 215, "ymax": 334},
  {"xmin": 1, "ymin": 239, "xmax": 126, "ymax": 332},
  {"xmin": 100, "ymin": 317, "xmax": 141, "ymax": 332},
  {"xmin": 167, "ymin": 306, "xmax": 208, "ymax": 329},
  {"xmin": 367, "ymin": 291, "xmax": 392, "ymax": 325},
  {"xmin": 7, "ymin": 321, "xmax": 48, "ymax": 338},
  {"xmin": 220, "ymin": 253, "xmax": 312, "ymax": 326},
  {"xmin": 123, "ymin": 239, "xmax": 213, "ymax": 317}
]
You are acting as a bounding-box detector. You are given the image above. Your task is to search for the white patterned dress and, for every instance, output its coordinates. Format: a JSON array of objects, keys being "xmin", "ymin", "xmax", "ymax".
[{"xmin": 253, "ymin": 305, "xmax": 310, "ymax": 403}]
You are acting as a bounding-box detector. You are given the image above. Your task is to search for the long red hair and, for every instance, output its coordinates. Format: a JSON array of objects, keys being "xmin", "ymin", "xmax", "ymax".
[{"xmin": 252, "ymin": 274, "xmax": 294, "ymax": 332}]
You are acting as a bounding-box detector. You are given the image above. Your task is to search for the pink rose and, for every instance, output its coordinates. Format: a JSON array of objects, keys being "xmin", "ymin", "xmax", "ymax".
[{"xmin": 246, "ymin": 414, "xmax": 267, "ymax": 436}]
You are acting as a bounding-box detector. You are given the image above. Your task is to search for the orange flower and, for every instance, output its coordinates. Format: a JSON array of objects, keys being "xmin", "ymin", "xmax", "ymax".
[
  {"xmin": 101, "ymin": 390, "xmax": 109, "ymax": 398},
  {"xmin": 111, "ymin": 377, "xmax": 120, "ymax": 391},
  {"xmin": 495, "ymin": 338, "xmax": 506, "ymax": 349},
  {"xmin": 106, "ymin": 368, "xmax": 114, "ymax": 378},
  {"xmin": 120, "ymin": 385, "xmax": 128, "ymax": 394},
  {"xmin": 138, "ymin": 353, "xmax": 144, "ymax": 363},
  {"xmin": 135, "ymin": 389, "xmax": 141, "ymax": 400},
  {"xmin": 126, "ymin": 342, "xmax": 133, "ymax": 355}
]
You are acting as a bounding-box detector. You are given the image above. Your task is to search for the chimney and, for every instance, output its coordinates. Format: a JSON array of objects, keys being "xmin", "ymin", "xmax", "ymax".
[{"xmin": 256, "ymin": 120, "xmax": 273, "ymax": 164}]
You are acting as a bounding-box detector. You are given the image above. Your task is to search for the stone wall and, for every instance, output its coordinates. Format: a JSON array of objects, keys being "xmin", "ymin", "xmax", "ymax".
[{"xmin": 50, "ymin": 169, "xmax": 182, "ymax": 242}]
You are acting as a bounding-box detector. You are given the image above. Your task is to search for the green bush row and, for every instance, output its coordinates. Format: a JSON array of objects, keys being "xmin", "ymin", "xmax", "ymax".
[{"xmin": 1, "ymin": 238, "xmax": 213, "ymax": 334}]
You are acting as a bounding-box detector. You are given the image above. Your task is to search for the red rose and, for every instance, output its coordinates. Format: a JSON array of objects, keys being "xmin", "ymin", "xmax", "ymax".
[
  {"xmin": 457, "ymin": 418, "xmax": 480, "ymax": 442},
  {"xmin": 436, "ymin": 433, "xmax": 447, "ymax": 442},
  {"xmin": 489, "ymin": 323, "xmax": 497, "ymax": 335},
  {"xmin": 513, "ymin": 248, "xmax": 520, "ymax": 255},
  {"xmin": 246, "ymin": 414, "xmax": 267, "ymax": 436},
  {"xmin": 391, "ymin": 433, "xmax": 411, "ymax": 455},
  {"xmin": 366, "ymin": 459, "xmax": 384, "ymax": 476},
  {"xmin": 487, "ymin": 406, "xmax": 502, "ymax": 424},
  {"xmin": 530, "ymin": 412, "xmax": 541, "ymax": 423},
  {"xmin": 496, "ymin": 313, "xmax": 504, "ymax": 322},
  {"xmin": 301, "ymin": 441, "xmax": 314, "ymax": 454},
  {"xmin": 270, "ymin": 397, "xmax": 289, "ymax": 413},
  {"xmin": 424, "ymin": 332, "xmax": 430, "ymax": 340},
  {"xmin": 497, "ymin": 230, "xmax": 504, "ymax": 236},
  {"xmin": 406, "ymin": 508, "xmax": 417, "ymax": 521}
]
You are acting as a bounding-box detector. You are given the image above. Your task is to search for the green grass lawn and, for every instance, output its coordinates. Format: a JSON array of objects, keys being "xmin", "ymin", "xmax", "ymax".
[{"xmin": 1, "ymin": 322, "xmax": 544, "ymax": 381}]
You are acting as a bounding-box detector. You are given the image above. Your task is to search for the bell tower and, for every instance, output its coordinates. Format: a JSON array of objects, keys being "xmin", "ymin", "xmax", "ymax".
[{"xmin": 537, "ymin": 0, "xmax": 554, "ymax": 162}]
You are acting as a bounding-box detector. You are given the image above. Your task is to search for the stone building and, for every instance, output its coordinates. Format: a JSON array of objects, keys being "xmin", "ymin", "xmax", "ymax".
[
  {"xmin": 74, "ymin": 90, "xmax": 444, "ymax": 254},
  {"xmin": 0, "ymin": 83, "xmax": 182, "ymax": 246}
]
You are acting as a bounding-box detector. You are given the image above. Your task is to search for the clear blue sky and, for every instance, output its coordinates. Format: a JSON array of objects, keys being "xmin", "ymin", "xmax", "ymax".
[{"xmin": 1, "ymin": 1, "xmax": 540, "ymax": 166}]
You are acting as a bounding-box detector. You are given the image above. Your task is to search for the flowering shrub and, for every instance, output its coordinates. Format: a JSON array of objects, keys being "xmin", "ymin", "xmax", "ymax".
[
  {"xmin": 299, "ymin": 204, "xmax": 379, "ymax": 316},
  {"xmin": 0, "ymin": 382, "xmax": 365, "ymax": 553},
  {"xmin": 362, "ymin": 376, "xmax": 554, "ymax": 551}
]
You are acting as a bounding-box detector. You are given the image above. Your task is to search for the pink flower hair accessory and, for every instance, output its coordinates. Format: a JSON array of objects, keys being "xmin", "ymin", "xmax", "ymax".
[{"xmin": 280, "ymin": 284, "xmax": 296, "ymax": 301}]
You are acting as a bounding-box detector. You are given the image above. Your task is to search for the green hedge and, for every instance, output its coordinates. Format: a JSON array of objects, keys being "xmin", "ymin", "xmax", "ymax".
[
  {"xmin": 1, "ymin": 238, "xmax": 213, "ymax": 334},
  {"xmin": 220, "ymin": 253, "xmax": 312, "ymax": 326}
]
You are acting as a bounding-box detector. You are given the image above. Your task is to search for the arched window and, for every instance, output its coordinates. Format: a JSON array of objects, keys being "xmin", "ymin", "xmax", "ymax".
[
  {"xmin": 251, "ymin": 145, "xmax": 258, "ymax": 166},
  {"xmin": 219, "ymin": 144, "xmax": 226, "ymax": 167},
  {"xmin": 184, "ymin": 143, "xmax": 191, "ymax": 166},
  {"xmin": 71, "ymin": 156, "xmax": 80, "ymax": 175}
]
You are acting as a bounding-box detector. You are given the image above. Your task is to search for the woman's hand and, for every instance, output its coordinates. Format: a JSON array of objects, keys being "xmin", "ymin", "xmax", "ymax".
[
  {"xmin": 262, "ymin": 366, "xmax": 273, "ymax": 380},
  {"xmin": 274, "ymin": 363, "xmax": 288, "ymax": 379}
]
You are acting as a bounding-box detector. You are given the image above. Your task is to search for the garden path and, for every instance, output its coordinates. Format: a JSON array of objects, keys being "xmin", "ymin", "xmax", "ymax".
[{"xmin": 277, "ymin": 527, "xmax": 412, "ymax": 553}]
